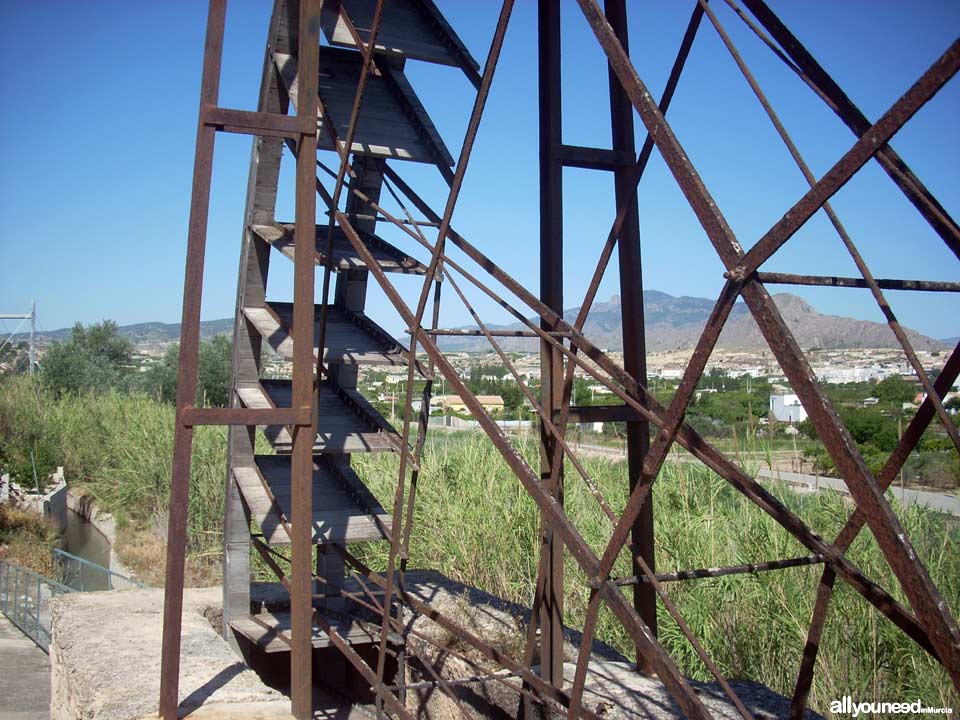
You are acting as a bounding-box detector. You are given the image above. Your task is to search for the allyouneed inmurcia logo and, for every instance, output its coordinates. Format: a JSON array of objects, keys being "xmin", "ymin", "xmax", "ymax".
[{"xmin": 830, "ymin": 696, "xmax": 954, "ymax": 717}]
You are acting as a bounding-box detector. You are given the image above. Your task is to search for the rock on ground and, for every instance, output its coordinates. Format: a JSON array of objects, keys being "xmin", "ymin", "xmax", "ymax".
[{"xmin": 396, "ymin": 571, "xmax": 825, "ymax": 720}]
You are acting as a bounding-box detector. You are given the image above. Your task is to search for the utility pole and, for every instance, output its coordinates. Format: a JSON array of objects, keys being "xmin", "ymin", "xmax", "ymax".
[
  {"xmin": 0, "ymin": 301, "xmax": 36, "ymax": 374},
  {"xmin": 30, "ymin": 300, "xmax": 36, "ymax": 375}
]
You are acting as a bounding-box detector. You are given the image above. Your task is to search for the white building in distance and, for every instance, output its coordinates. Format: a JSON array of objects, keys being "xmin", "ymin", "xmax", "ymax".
[{"xmin": 769, "ymin": 393, "xmax": 807, "ymax": 423}]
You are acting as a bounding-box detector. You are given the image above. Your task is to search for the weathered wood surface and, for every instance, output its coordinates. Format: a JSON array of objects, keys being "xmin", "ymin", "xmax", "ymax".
[
  {"xmin": 229, "ymin": 610, "xmax": 382, "ymax": 652},
  {"xmin": 236, "ymin": 379, "xmax": 398, "ymax": 453},
  {"xmin": 251, "ymin": 222, "xmax": 425, "ymax": 274},
  {"xmin": 242, "ymin": 301, "xmax": 408, "ymax": 366},
  {"xmin": 321, "ymin": 0, "xmax": 479, "ymax": 73},
  {"xmin": 233, "ymin": 455, "xmax": 391, "ymax": 545},
  {"xmin": 274, "ymin": 48, "xmax": 452, "ymax": 165}
]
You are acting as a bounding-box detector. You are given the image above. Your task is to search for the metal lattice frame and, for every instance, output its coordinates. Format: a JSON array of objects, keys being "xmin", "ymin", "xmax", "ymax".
[{"xmin": 159, "ymin": 1, "xmax": 960, "ymax": 718}]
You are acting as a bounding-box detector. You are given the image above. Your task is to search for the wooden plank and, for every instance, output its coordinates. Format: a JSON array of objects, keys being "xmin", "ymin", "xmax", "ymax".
[
  {"xmin": 236, "ymin": 380, "xmax": 398, "ymax": 454},
  {"xmin": 273, "ymin": 49, "xmax": 452, "ymax": 165},
  {"xmin": 241, "ymin": 301, "xmax": 408, "ymax": 366},
  {"xmin": 251, "ymin": 222, "xmax": 426, "ymax": 274},
  {"xmin": 230, "ymin": 611, "xmax": 383, "ymax": 652},
  {"xmin": 256, "ymin": 455, "xmax": 391, "ymax": 516},
  {"xmin": 233, "ymin": 457, "xmax": 392, "ymax": 546},
  {"xmin": 320, "ymin": 0, "xmax": 480, "ymax": 77}
]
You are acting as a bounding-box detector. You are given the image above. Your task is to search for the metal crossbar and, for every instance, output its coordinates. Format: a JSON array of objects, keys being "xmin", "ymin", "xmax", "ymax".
[
  {"xmin": 162, "ymin": 1, "xmax": 960, "ymax": 718},
  {"xmin": 52, "ymin": 549, "xmax": 143, "ymax": 592}
]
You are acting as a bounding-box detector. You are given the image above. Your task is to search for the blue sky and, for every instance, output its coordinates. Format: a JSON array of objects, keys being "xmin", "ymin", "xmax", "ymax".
[{"xmin": 1, "ymin": 1, "xmax": 958, "ymax": 343}]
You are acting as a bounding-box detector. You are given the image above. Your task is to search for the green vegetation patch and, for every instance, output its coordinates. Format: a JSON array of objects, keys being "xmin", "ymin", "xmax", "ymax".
[
  {"xmin": 0, "ymin": 504, "xmax": 58, "ymax": 576},
  {"xmin": 352, "ymin": 433, "xmax": 959, "ymax": 717}
]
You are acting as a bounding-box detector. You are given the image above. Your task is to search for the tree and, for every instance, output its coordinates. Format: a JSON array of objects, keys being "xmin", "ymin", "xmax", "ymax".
[
  {"xmin": 197, "ymin": 334, "xmax": 232, "ymax": 407},
  {"xmin": 137, "ymin": 344, "xmax": 179, "ymax": 403},
  {"xmin": 136, "ymin": 335, "xmax": 232, "ymax": 407},
  {"xmin": 875, "ymin": 375, "xmax": 915, "ymax": 406},
  {"xmin": 41, "ymin": 320, "xmax": 133, "ymax": 395},
  {"xmin": 838, "ymin": 406, "xmax": 898, "ymax": 452}
]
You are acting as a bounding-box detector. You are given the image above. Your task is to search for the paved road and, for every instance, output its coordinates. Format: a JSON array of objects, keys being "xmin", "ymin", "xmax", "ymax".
[
  {"xmin": 0, "ymin": 615, "xmax": 49, "ymax": 719},
  {"xmin": 757, "ymin": 468, "xmax": 960, "ymax": 517},
  {"xmin": 576, "ymin": 442, "xmax": 960, "ymax": 517}
]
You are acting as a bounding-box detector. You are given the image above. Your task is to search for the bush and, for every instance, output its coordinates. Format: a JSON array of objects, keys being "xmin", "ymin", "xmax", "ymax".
[
  {"xmin": 0, "ymin": 504, "xmax": 58, "ymax": 576},
  {"xmin": 134, "ymin": 335, "xmax": 232, "ymax": 407},
  {"xmin": 41, "ymin": 320, "xmax": 134, "ymax": 396},
  {"xmin": 0, "ymin": 376, "xmax": 229, "ymax": 557}
]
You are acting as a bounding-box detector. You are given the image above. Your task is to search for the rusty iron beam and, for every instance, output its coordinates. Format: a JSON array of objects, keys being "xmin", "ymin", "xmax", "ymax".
[
  {"xmin": 423, "ymin": 328, "xmax": 569, "ymax": 337},
  {"xmin": 734, "ymin": 0, "xmax": 960, "ymax": 262},
  {"xmin": 574, "ymin": 0, "xmax": 960, "ymax": 683},
  {"xmin": 755, "ymin": 272, "xmax": 960, "ymax": 293},
  {"xmin": 604, "ymin": 0, "xmax": 657, "ymax": 666},
  {"xmin": 610, "ymin": 555, "xmax": 825, "ymax": 587},
  {"xmin": 376, "ymin": 2, "xmax": 516, "ymax": 710},
  {"xmin": 290, "ymin": 0, "xmax": 322, "ymax": 720},
  {"xmin": 201, "ymin": 105, "xmax": 315, "ymax": 138},
  {"xmin": 557, "ymin": 144, "xmax": 637, "ymax": 170},
  {"xmin": 159, "ymin": 1, "xmax": 227, "ymax": 717},
  {"xmin": 288, "ymin": 1, "xmax": 321, "ymax": 717},
  {"xmin": 791, "ymin": 342, "xmax": 960, "ymax": 716},
  {"xmin": 700, "ymin": 0, "xmax": 960, "ymax": 455},
  {"xmin": 537, "ymin": 0, "xmax": 566, "ymax": 691}
]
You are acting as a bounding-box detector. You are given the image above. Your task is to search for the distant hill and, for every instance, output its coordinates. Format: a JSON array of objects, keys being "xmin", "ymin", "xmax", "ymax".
[
  {"xmin": 22, "ymin": 318, "xmax": 234, "ymax": 348},
  {"xmin": 439, "ymin": 291, "xmax": 947, "ymax": 353},
  {"xmin": 23, "ymin": 291, "xmax": 946, "ymax": 353}
]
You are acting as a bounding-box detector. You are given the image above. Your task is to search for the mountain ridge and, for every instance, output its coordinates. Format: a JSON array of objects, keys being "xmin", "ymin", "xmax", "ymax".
[
  {"xmin": 17, "ymin": 292, "xmax": 946, "ymax": 353},
  {"xmin": 439, "ymin": 291, "xmax": 946, "ymax": 353}
]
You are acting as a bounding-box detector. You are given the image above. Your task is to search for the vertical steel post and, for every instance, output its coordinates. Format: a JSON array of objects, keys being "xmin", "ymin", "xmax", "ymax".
[
  {"xmin": 34, "ymin": 577, "xmax": 41, "ymax": 645},
  {"xmin": 13, "ymin": 566, "xmax": 19, "ymax": 627},
  {"xmin": 29, "ymin": 300, "xmax": 35, "ymax": 375},
  {"xmin": 290, "ymin": 1, "xmax": 320, "ymax": 717},
  {"xmin": 604, "ymin": 0, "xmax": 656, "ymax": 672},
  {"xmin": 223, "ymin": 0, "xmax": 290, "ymax": 645},
  {"xmin": 538, "ymin": 0, "xmax": 565, "ymax": 690},
  {"xmin": 158, "ymin": 1, "xmax": 227, "ymax": 717}
]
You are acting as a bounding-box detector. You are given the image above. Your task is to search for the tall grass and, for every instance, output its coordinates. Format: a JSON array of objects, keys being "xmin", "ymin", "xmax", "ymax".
[
  {"xmin": 352, "ymin": 432, "xmax": 959, "ymax": 716},
  {"xmin": 1, "ymin": 376, "xmax": 956, "ymax": 714},
  {"xmin": 0, "ymin": 376, "xmax": 226, "ymax": 557}
]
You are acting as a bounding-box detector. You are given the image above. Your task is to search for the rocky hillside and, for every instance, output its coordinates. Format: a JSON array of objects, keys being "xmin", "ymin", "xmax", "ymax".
[
  {"xmin": 439, "ymin": 291, "xmax": 945, "ymax": 353},
  {"xmin": 23, "ymin": 318, "xmax": 234, "ymax": 348}
]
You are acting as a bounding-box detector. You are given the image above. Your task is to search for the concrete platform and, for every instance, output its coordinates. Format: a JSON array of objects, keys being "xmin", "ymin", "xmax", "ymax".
[
  {"xmin": 49, "ymin": 587, "xmax": 288, "ymax": 720},
  {"xmin": 0, "ymin": 614, "xmax": 50, "ymax": 720}
]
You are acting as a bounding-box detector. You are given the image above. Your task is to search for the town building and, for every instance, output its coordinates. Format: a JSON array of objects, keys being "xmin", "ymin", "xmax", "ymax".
[{"xmin": 769, "ymin": 393, "xmax": 807, "ymax": 423}]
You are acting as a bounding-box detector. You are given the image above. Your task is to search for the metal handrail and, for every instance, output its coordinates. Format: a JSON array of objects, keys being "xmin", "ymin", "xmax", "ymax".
[
  {"xmin": 0, "ymin": 557, "xmax": 73, "ymax": 653},
  {"xmin": 52, "ymin": 548, "xmax": 144, "ymax": 592}
]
